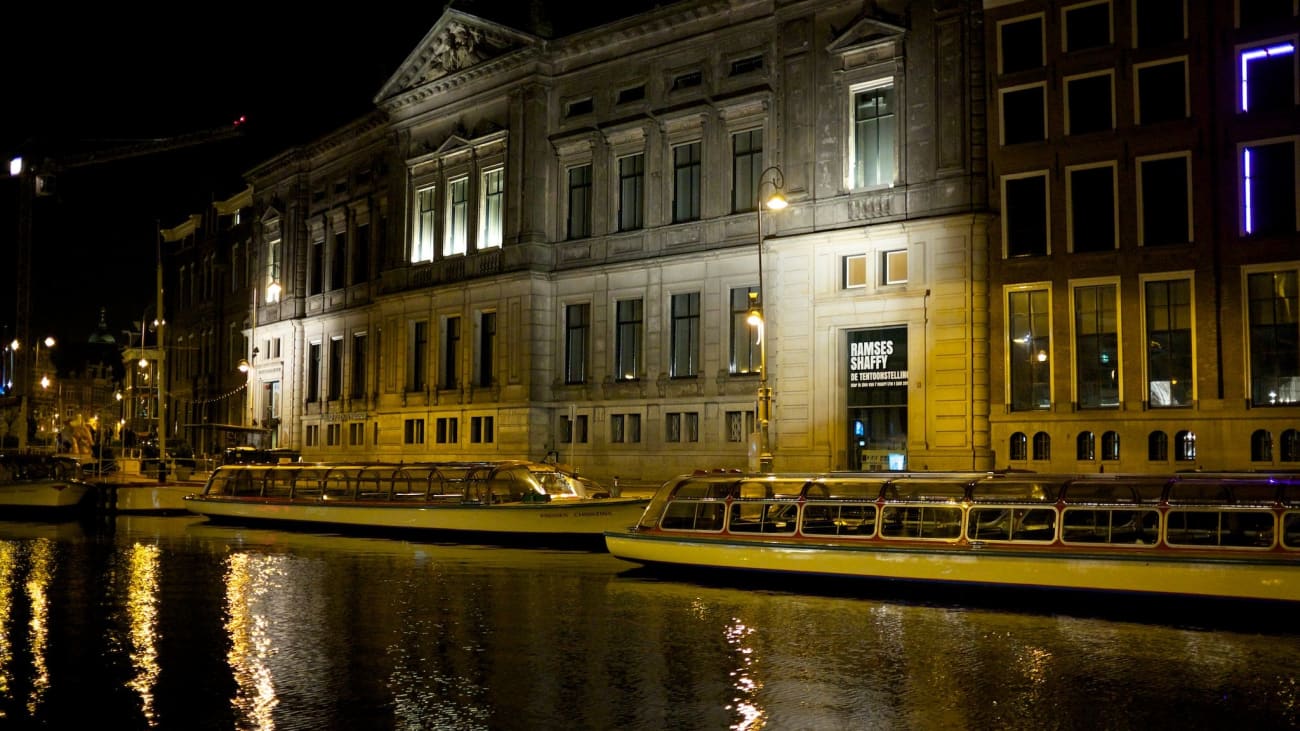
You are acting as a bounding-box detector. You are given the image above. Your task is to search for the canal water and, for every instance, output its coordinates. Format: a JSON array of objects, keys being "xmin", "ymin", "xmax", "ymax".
[{"xmin": 0, "ymin": 516, "xmax": 1295, "ymax": 730}]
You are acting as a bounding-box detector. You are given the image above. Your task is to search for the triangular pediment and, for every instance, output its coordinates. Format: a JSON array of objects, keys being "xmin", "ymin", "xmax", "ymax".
[
  {"xmin": 376, "ymin": 9, "xmax": 540, "ymax": 102},
  {"xmin": 827, "ymin": 11, "xmax": 908, "ymax": 55}
]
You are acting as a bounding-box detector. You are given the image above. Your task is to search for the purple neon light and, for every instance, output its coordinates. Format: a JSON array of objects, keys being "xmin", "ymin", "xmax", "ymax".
[
  {"xmin": 1244, "ymin": 148, "xmax": 1254, "ymax": 234},
  {"xmin": 1241, "ymin": 42, "xmax": 1297, "ymax": 111}
]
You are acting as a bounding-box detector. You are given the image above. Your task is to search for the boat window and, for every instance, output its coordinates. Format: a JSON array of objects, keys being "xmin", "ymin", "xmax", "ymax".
[
  {"xmin": 966, "ymin": 507, "xmax": 1057, "ymax": 541},
  {"xmin": 879, "ymin": 505, "xmax": 963, "ymax": 540},
  {"xmin": 1168, "ymin": 480, "xmax": 1277, "ymax": 505},
  {"xmin": 1283, "ymin": 512, "xmax": 1300, "ymax": 549},
  {"xmin": 289, "ymin": 468, "xmax": 328, "ymax": 498},
  {"xmin": 1165, "ymin": 509, "xmax": 1276, "ymax": 548},
  {"xmin": 800, "ymin": 503, "xmax": 877, "ymax": 537},
  {"xmin": 1281, "ymin": 484, "xmax": 1300, "ymax": 508},
  {"xmin": 1061, "ymin": 508, "xmax": 1159, "ymax": 545},
  {"xmin": 882, "ymin": 480, "xmax": 968, "ymax": 502},
  {"xmin": 660, "ymin": 499, "xmax": 727, "ymax": 531},
  {"xmin": 1062, "ymin": 480, "xmax": 1165, "ymax": 504},
  {"xmin": 809, "ymin": 480, "xmax": 885, "ymax": 500},
  {"xmin": 670, "ymin": 479, "xmax": 739, "ymax": 501},
  {"xmin": 322, "ymin": 468, "xmax": 359, "ymax": 499},
  {"xmin": 969, "ymin": 480, "xmax": 1057, "ymax": 503},
  {"xmin": 726, "ymin": 500, "xmax": 798, "ymax": 534}
]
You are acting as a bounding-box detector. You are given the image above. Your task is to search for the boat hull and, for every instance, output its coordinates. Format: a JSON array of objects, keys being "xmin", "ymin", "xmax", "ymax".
[
  {"xmin": 108, "ymin": 484, "xmax": 201, "ymax": 514},
  {"xmin": 604, "ymin": 531, "xmax": 1300, "ymax": 603},
  {"xmin": 186, "ymin": 495, "xmax": 650, "ymax": 536},
  {"xmin": 0, "ymin": 481, "xmax": 92, "ymax": 510}
]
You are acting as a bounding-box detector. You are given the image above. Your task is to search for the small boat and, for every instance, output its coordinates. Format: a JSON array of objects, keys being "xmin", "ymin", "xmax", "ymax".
[
  {"xmin": 604, "ymin": 470, "xmax": 1300, "ymax": 604},
  {"xmin": 0, "ymin": 453, "xmax": 93, "ymax": 514},
  {"xmin": 183, "ymin": 460, "xmax": 651, "ymax": 544}
]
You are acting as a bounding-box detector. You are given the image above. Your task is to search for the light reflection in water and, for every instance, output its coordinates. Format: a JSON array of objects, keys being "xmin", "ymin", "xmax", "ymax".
[
  {"xmin": 24, "ymin": 539, "xmax": 52, "ymax": 717},
  {"xmin": 224, "ymin": 552, "xmax": 286, "ymax": 730},
  {"xmin": 0, "ymin": 542, "xmax": 13, "ymax": 720},
  {"xmin": 724, "ymin": 618, "xmax": 764, "ymax": 730},
  {"xmin": 126, "ymin": 543, "xmax": 162, "ymax": 726}
]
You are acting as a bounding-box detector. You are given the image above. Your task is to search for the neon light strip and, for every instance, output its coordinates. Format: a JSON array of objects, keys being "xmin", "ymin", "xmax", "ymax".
[
  {"xmin": 1241, "ymin": 43, "xmax": 1296, "ymax": 111},
  {"xmin": 1244, "ymin": 148, "xmax": 1253, "ymax": 235}
]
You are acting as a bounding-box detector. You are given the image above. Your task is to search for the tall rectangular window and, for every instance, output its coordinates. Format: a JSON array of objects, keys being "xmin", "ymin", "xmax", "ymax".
[
  {"xmin": 330, "ymin": 231, "xmax": 346, "ymax": 290},
  {"xmin": 1001, "ymin": 84, "xmax": 1046, "ymax": 145},
  {"xmin": 266, "ymin": 237, "xmax": 282, "ymax": 300},
  {"xmin": 730, "ymin": 286, "xmax": 759, "ymax": 375},
  {"xmin": 327, "ymin": 337, "xmax": 343, "ymax": 401},
  {"xmin": 1074, "ymin": 284, "xmax": 1119, "ymax": 408},
  {"xmin": 309, "ymin": 239, "xmax": 324, "ymax": 295},
  {"xmin": 1004, "ymin": 173, "xmax": 1049, "ymax": 257},
  {"xmin": 672, "ymin": 142, "xmax": 702, "ymax": 223},
  {"xmin": 1248, "ymin": 270, "xmax": 1300, "ymax": 405},
  {"xmin": 404, "ymin": 418, "xmax": 425, "ymax": 445},
  {"xmin": 480, "ymin": 167, "xmax": 503, "ymax": 248},
  {"xmin": 349, "ymin": 422, "xmax": 365, "ymax": 446},
  {"xmin": 1138, "ymin": 153, "xmax": 1191, "ymax": 247},
  {"xmin": 351, "ymin": 333, "xmax": 367, "ymax": 399},
  {"xmin": 443, "ymin": 317, "xmax": 460, "ymax": 390},
  {"xmin": 1066, "ymin": 72, "xmax": 1114, "ymax": 135},
  {"xmin": 1135, "ymin": 59, "xmax": 1188, "ymax": 124},
  {"xmin": 478, "ymin": 312, "xmax": 496, "ymax": 387},
  {"xmin": 413, "ymin": 185, "xmax": 436, "ymax": 262},
  {"xmin": 352, "ymin": 223, "xmax": 370, "ymax": 285},
  {"xmin": 1242, "ymin": 140, "xmax": 1298, "ymax": 236},
  {"xmin": 1008, "ymin": 289, "xmax": 1051, "ymax": 411},
  {"xmin": 567, "ymin": 164, "xmax": 592, "ymax": 239},
  {"xmin": 446, "ymin": 176, "xmax": 469, "ymax": 256},
  {"xmin": 615, "ymin": 298, "xmax": 642, "ymax": 380},
  {"xmin": 852, "ymin": 84, "xmax": 895, "ymax": 189},
  {"xmin": 1068, "ymin": 163, "xmax": 1117, "ymax": 253},
  {"xmin": 999, "ymin": 15, "xmax": 1044, "ymax": 73},
  {"xmin": 410, "ymin": 320, "xmax": 428, "ymax": 392},
  {"xmin": 307, "ymin": 342, "xmax": 321, "ymax": 404},
  {"xmin": 671, "ymin": 292, "xmax": 701, "ymax": 378},
  {"xmin": 732, "ymin": 129, "xmax": 763, "ymax": 212},
  {"xmin": 618, "ymin": 154, "xmax": 644, "ymax": 231},
  {"xmin": 1145, "ymin": 279, "xmax": 1192, "ymax": 407},
  {"xmin": 565, "ymin": 303, "xmax": 589, "ymax": 385}
]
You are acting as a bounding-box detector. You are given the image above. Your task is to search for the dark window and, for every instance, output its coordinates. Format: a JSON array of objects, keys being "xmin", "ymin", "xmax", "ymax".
[
  {"xmin": 1148, "ymin": 431, "xmax": 1168, "ymax": 461},
  {"xmin": 615, "ymin": 299, "xmax": 642, "ymax": 381},
  {"xmin": 352, "ymin": 223, "xmax": 370, "ymax": 285},
  {"xmin": 567, "ymin": 164, "xmax": 592, "ymax": 239},
  {"xmin": 1002, "ymin": 86, "xmax": 1046, "ymax": 144},
  {"xmin": 1010, "ymin": 432, "xmax": 1028, "ymax": 460},
  {"xmin": 618, "ymin": 154, "xmax": 645, "ymax": 231},
  {"xmin": 307, "ymin": 342, "xmax": 321, "ymax": 403},
  {"xmin": 1134, "ymin": 0, "xmax": 1185, "ymax": 47},
  {"xmin": 1067, "ymin": 74, "xmax": 1113, "ymax": 134},
  {"xmin": 1070, "ymin": 166, "xmax": 1116, "ymax": 253},
  {"xmin": 1005, "ymin": 175, "xmax": 1049, "ymax": 257},
  {"xmin": 351, "ymin": 334, "xmax": 367, "ymax": 399},
  {"xmin": 443, "ymin": 317, "xmax": 460, "ymax": 390},
  {"xmin": 1137, "ymin": 60, "xmax": 1187, "ymax": 124},
  {"xmin": 1239, "ymin": 0, "xmax": 1295, "ymax": 27},
  {"xmin": 1140, "ymin": 156, "xmax": 1191, "ymax": 247},
  {"xmin": 1282, "ymin": 429, "xmax": 1300, "ymax": 461},
  {"xmin": 1101, "ymin": 431, "xmax": 1120, "ymax": 460},
  {"xmin": 411, "ymin": 321, "xmax": 428, "ymax": 392},
  {"xmin": 1077, "ymin": 432, "xmax": 1095, "ymax": 460},
  {"xmin": 672, "ymin": 71, "xmax": 702, "ymax": 90},
  {"xmin": 309, "ymin": 240, "xmax": 324, "ymax": 296},
  {"xmin": 330, "ymin": 231, "xmax": 346, "ymax": 290},
  {"xmin": 617, "ymin": 85, "xmax": 646, "ymax": 104},
  {"xmin": 566, "ymin": 98, "xmax": 593, "ymax": 117},
  {"xmin": 732, "ymin": 129, "xmax": 763, "ymax": 213},
  {"xmin": 1064, "ymin": 2, "xmax": 1110, "ymax": 52},
  {"xmin": 1252, "ymin": 429, "xmax": 1274, "ymax": 462},
  {"xmin": 1244, "ymin": 141, "xmax": 1297, "ymax": 237},
  {"xmin": 565, "ymin": 303, "xmax": 589, "ymax": 385},
  {"xmin": 1032, "ymin": 432, "xmax": 1051, "ymax": 460},
  {"xmin": 478, "ymin": 312, "xmax": 496, "ymax": 388},
  {"xmin": 671, "ymin": 292, "xmax": 701, "ymax": 378},
  {"xmin": 673, "ymin": 143, "xmax": 702, "ymax": 222},
  {"xmin": 730, "ymin": 55, "xmax": 763, "ymax": 75},
  {"xmin": 1248, "ymin": 271, "xmax": 1300, "ymax": 406},
  {"xmin": 1000, "ymin": 16, "xmax": 1044, "ymax": 73},
  {"xmin": 327, "ymin": 338, "xmax": 342, "ymax": 401}
]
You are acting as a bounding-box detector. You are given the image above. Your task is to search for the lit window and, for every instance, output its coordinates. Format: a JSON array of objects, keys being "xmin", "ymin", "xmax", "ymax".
[
  {"xmin": 1174, "ymin": 430, "xmax": 1196, "ymax": 461},
  {"xmin": 413, "ymin": 185, "xmax": 436, "ymax": 262},
  {"xmin": 1008, "ymin": 288, "xmax": 1051, "ymax": 411},
  {"xmin": 883, "ymin": 250, "xmax": 908, "ymax": 285},
  {"xmin": 446, "ymin": 176, "xmax": 469, "ymax": 256},
  {"xmin": 1247, "ymin": 270, "xmax": 1300, "ymax": 406},
  {"xmin": 1101, "ymin": 431, "xmax": 1120, "ymax": 460},
  {"xmin": 1074, "ymin": 283, "xmax": 1119, "ymax": 409},
  {"xmin": 844, "ymin": 255, "xmax": 868, "ymax": 288},
  {"xmin": 1145, "ymin": 278, "xmax": 1193, "ymax": 407},
  {"xmin": 480, "ymin": 167, "xmax": 503, "ymax": 248},
  {"xmin": 851, "ymin": 83, "xmax": 896, "ymax": 188}
]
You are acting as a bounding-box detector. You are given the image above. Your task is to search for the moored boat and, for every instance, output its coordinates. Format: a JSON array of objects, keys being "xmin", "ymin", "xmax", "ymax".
[
  {"xmin": 184, "ymin": 459, "xmax": 650, "ymax": 544},
  {"xmin": 604, "ymin": 470, "xmax": 1300, "ymax": 604},
  {"xmin": 0, "ymin": 453, "xmax": 94, "ymax": 514}
]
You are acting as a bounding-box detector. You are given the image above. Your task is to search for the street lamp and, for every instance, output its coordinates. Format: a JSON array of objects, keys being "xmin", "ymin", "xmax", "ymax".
[{"xmin": 751, "ymin": 166, "xmax": 787, "ymax": 474}]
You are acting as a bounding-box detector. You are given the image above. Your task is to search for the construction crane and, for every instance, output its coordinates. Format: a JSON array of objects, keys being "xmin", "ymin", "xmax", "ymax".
[{"xmin": 7, "ymin": 117, "xmax": 247, "ymax": 454}]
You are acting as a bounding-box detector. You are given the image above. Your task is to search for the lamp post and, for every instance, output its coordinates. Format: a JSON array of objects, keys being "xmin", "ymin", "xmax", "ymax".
[
  {"xmin": 749, "ymin": 166, "xmax": 787, "ymax": 474},
  {"xmin": 12, "ymin": 335, "xmax": 55, "ymax": 451}
]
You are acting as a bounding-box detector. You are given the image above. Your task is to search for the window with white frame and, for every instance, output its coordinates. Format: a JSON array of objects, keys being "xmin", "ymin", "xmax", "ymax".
[
  {"xmin": 1135, "ymin": 58, "xmax": 1188, "ymax": 124},
  {"xmin": 1000, "ymin": 83, "xmax": 1046, "ymax": 145},
  {"xmin": 1247, "ymin": 269, "xmax": 1300, "ymax": 406},
  {"xmin": 732, "ymin": 129, "xmax": 763, "ymax": 213},
  {"xmin": 567, "ymin": 164, "xmax": 592, "ymax": 239},
  {"xmin": 1008, "ymin": 287, "xmax": 1051, "ymax": 411},
  {"xmin": 1133, "ymin": 0, "xmax": 1185, "ymax": 48},
  {"xmin": 1241, "ymin": 138, "xmax": 1298, "ymax": 237},
  {"xmin": 480, "ymin": 167, "xmax": 503, "ymax": 248},
  {"xmin": 844, "ymin": 254, "xmax": 868, "ymax": 288},
  {"xmin": 672, "ymin": 142, "xmax": 702, "ymax": 223},
  {"xmin": 1065, "ymin": 71, "xmax": 1114, "ymax": 135},
  {"xmin": 730, "ymin": 286, "xmax": 760, "ymax": 375},
  {"xmin": 883, "ymin": 250, "xmax": 908, "ymax": 285},
  {"xmin": 413, "ymin": 185, "xmax": 436, "ymax": 262},
  {"xmin": 1067, "ymin": 162, "xmax": 1117, "ymax": 253},
  {"xmin": 1145, "ymin": 277, "xmax": 1193, "ymax": 407},
  {"xmin": 1138, "ymin": 152, "xmax": 1192, "ymax": 247},
  {"xmin": 1062, "ymin": 1, "xmax": 1111, "ymax": 52},
  {"xmin": 851, "ymin": 82, "xmax": 896, "ymax": 189},
  {"xmin": 445, "ymin": 176, "xmax": 469, "ymax": 256},
  {"xmin": 998, "ymin": 14, "xmax": 1044, "ymax": 74},
  {"xmin": 1003, "ymin": 172, "xmax": 1050, "ymax": 257},
  {"xmin": 1073, "ymin": 282, "xmax": 1119, "ymax": 408},
  {"xmin": 1238, "ymin": 39, "xmax": 1297, "ymax": 113}
]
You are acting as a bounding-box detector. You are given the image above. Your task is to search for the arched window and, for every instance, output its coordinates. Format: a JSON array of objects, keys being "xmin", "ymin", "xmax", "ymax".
[
  {"xmin": 1076, "ymin": 432, "xmax": 1095, "ymax": 460},
  {"xmin": 1148, "ymin": 431, "xmax": 1168, "ymax": 461},
  {"xmin": 1033, "ymin": 431, "xmax": 1051, "ymax": 460},
  {"xmin": 1009, "ymin": 432, "xmax": 1028, "ymax": 461},
  {"xmin": 1101, "ymin": 431, "xmax": 1120, "ymax": 461},
  {"xmin": 1283, "ymin": 429, "xmax": 1300, "ymax": 462},
  {"xmin": 1251, "ymin": 429, "xmax": 1273, "ymax": 462},
  {"xmin": 1175, "ymin": 430, "xmax": 1196, "ymax": 461}
]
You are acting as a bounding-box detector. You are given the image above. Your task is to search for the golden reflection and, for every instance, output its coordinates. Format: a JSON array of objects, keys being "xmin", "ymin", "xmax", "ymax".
[
  {"xmin": 0, "ymin": 542, "xmax": 14, "ymax": 719},
  {"xmin": 724, "ymin": 618, "xmax": 766, "ymax": 731},
  {"xmin": 126, "ymin": 543, "xmax": 162, "ymax": 726},
  {"xmin": 224, "ymin": 552, "xmax": 285, "ymax": 730},
  {"xmin": 25, "ymin": 539, "xmax": 53, "ymax": 716}
]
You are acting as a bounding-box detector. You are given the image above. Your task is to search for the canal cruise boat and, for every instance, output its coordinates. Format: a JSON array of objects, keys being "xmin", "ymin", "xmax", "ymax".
[
  {"xmin": 184, "ymin": 459, "xmax": 650, "ymax": 543},
  {"xmin": 603, "ymin": 470, "xmax": 1300, "ymax": 604},
  {"xmin": 0, "ymin": 453, "xmax": 93, "ymax": 514}
]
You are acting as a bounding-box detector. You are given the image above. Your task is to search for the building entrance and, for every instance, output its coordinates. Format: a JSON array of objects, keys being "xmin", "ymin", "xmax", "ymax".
[{"xmin": 846, "ymin": 326, "xmax": 908, "ymax": 471}]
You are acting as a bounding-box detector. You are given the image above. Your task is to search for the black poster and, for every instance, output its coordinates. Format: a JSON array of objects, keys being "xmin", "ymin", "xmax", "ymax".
[{"xmin": 847, "ymin": 326, "xmax": 908, "ymax": 407}]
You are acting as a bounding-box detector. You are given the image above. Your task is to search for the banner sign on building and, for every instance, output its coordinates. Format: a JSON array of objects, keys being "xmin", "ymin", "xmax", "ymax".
[{"xmin": 847, "ymin": 326, "xmax": 908, "ymax": 406}]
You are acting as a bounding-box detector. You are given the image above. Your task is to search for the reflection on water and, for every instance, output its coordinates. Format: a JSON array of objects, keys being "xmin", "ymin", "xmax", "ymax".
[{"xmin": 0, "ymin": 517, "xmax": 1293, "ymax": 729}]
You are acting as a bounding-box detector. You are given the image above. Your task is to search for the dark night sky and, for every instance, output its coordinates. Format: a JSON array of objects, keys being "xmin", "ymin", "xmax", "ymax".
[{"xmin": 0, "ymin": 9, "xmax": 434, "ymax": 360}]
